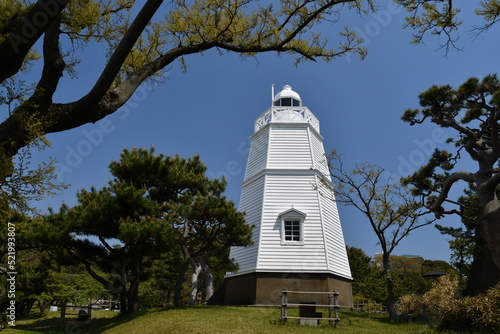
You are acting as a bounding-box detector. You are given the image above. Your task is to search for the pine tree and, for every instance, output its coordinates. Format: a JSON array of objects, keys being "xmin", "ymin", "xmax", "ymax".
[{"xmin": 39, "ymin": 147, "xmax": 251, "ymax": 313}]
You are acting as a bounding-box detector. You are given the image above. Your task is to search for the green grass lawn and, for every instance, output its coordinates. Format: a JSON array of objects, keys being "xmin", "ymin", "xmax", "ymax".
[{"xmin": 3, "ymin": 306, "xmax": 440, "ymax": 334}]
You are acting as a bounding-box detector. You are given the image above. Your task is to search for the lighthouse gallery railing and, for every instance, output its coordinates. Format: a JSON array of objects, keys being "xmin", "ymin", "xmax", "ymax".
[{"xmin": 254, "ymin": 107, "xmax": 320, "ymax": 133}]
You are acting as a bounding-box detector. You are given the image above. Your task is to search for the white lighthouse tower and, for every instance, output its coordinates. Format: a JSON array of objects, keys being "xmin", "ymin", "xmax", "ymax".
[{"xmin": 224, "ymin": 85, "xmax": 352, "ymax": 306}]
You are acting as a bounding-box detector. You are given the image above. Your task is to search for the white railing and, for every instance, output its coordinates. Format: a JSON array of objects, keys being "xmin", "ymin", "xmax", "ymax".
[{"xmin": 254, "ymin": 107, "xmax": 320, "ymax": 133}]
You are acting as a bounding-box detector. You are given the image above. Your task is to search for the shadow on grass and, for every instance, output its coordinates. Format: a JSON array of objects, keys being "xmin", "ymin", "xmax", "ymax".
[{"xmin": 11, "ymin": 307, "xmax": 184, "ymax": 334}]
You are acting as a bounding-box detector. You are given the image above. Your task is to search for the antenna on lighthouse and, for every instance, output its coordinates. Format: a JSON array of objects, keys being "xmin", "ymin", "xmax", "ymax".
[{"xmin": 271, "ymin": 84, "xmax": 275, "ymax": 105}]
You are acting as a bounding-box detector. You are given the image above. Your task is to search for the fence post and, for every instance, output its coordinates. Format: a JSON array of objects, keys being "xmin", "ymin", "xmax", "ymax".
[
  {"xmin": 60, "ymin": 301, "xmax": 67, "ymax": 328},
  {"xmin": 333, "ymin": 290, "xmax": 339, "ymax": 328},
  {"xmin": 328, "ymin": 292, "xmax": 333, "ymax": 325},
  {"xmin": 282, "ymin": 289, "xmax": 288, "ymax": 324},
  {"xmin": 280, "ymin": 290, "xmax": 284, "ymax": 322}
]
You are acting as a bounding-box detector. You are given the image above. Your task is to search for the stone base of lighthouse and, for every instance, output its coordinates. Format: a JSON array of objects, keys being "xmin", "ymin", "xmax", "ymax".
[{"xmin": 221, "ymin": 272, "xmax": 353, "ymax": 307}]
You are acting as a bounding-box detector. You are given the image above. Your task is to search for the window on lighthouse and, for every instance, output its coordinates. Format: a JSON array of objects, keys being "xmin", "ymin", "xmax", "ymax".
[
  {"xmin": 284, "ymin": 220, "xmax": 301, "ymax": 241},
  {"xmin": 273, "ymin": 98, "xmax": 301, "ymax": 107},
  {"xmin": 279, "ymin": 208, "xmax": 306, "ymax": 245}
]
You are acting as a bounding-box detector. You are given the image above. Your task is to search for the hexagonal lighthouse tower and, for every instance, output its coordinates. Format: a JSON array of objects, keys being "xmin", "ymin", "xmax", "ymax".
[{"xmin": 223, "ymin": 85, "xmax": 352, "ymax": 306}]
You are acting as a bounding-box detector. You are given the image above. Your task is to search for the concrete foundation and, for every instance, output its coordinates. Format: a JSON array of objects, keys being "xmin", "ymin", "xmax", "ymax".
[{"xmin": 223, "ymin": 272, "xmax": 353, "ymax": 307}]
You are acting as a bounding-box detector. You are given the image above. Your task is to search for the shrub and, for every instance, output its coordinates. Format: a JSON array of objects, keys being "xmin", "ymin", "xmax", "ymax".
[
  {"xmin": 452, "ymin": 283, "xmax": 500, "ymax": 331},
  {"xmin": 398, "ymin": 276, "xmax": 500, "ymax": 332},
  {"xmin": 421, "ymin": 275, "xmax": 461, "ymax": 326},
  {"xmin": 397, "ymin": 293, "xmax": 423, "ymax": 315}
]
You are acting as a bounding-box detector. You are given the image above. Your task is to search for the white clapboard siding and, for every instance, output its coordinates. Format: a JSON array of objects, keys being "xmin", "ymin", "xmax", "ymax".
[
  {"xmin": 309, "ymin": 128, "xmax": 330, "ymax": 176},
  {"xmin": 244, "ymin": 129, "xmax": 269, "ymax": 180},
  {"xmin": 227, "ymin": 86, "xmax": 352, "ymax": 280},
  {"xmin": 267, "ymin": 124, "xmax": 312, "ymax": 169},
  {"xmin": 227, "ymin": 174, "xmax": 266, "ymax": 276},
  {"xmin": 315, "ymin": 175, "xmax": 352, "ymax": 278},
  {"xmin": 257, "ymin": 173, "xmax": 329, "ymax": 272}
]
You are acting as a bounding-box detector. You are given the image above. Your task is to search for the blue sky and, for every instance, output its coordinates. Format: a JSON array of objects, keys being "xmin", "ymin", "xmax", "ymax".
[{"xmin": 21, "ymin": 1, "xmax": 500, "ymax": 263}]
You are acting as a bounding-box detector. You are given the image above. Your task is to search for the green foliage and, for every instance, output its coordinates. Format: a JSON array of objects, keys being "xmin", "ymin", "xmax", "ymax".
[
  {"xmin": 395, "ymin": 0, "xmax": 500, "ymax": 50},
  {"xmin": 0, "ymin": 249, "xmax": 52, "ymax": 315},
  {"xmin": 42, "ymin": 265, "xmax": 105, "ymax": 305},
  {"xmin": 346, "ymin": 246, "xmax": 373, "ymax": 281},
  {"xmin": 401, "ymin": 73, "xmax": 500, "ymax": 212},
  {"xmin": 434, "ymin": 187, "xmax": 482, "ymax": 278},
  {"xmin": 0, "ymin": 78, "xmax": 66, "ymax": 212},
  {"xmin": 1, "ymin": 0, "xmax": 373, "ymax": 89},
  {"xmin": 401, "ymin": 74, "xmax": 500, "ymax": 295},
  {"xmin": 34, "ymin": 147, "xmax": 251, "ymax": 313},
  {"xmin": 346, "ymin": 247, "xmax": 455, "ymax": 304},
  {"xmin": 0, "ymin": 212, "xmax": 56, "ymax": 315},
  {"xmin": 444, "ymin": 234, "xmax": 474, "ymax": 277},
  {"xmin": 390, "ymin": 256, "xmax": 430, "ymax": 298},
  {"xmin": 396, "ymin": 0, "xmax": 461, "ymax": 45},
  {"xmin": 346, "ymin": 246, "xmax": 386, "ymax": 302},
  {"xmin": 0, "ymin": 147, "xmax": 66, "ymax": 212}
]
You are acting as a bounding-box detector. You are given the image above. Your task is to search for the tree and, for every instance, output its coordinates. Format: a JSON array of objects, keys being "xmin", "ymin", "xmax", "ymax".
[
  {"xmin": 435, "ymin": 188, "xmax": 480, "ymax": 279},
  {"xmin": 386, "ymin": 255, "xmax": 429, "ymax": 297},
  {"xmin": 0, "ymin": 0, "xmax": 373, "ymax": 162},
  {"xmin": 170, "ymin": 182, "xmax": 252, "ymax": 306},
  {"xmin": 346, "ymin": 247, "xmax": 456, "ymax": 305},
  {"xmin": 36, "ymin": 264, "xmax": 105, "ymax": 312},
  {"xmin": 395, "ymin": 0, "xmax": 500, "ymax": 52},
  {"xmin": 0, "ymin": 77, "xmax": 66, "ymax": 212},
  {"xmin": 328, "ymin": 151, "xmax": 434, "ymax": 322},
  {"xmin": 421, "ymin": 259, "xmax": 456, "ymax": 275},
  {"xmin": 401, "ymin": 74, "xmax": 500, "ymax": 296},
  {"xmin": 37, "ymin": 147, "xmax": 250, "ymax": 312},
  {"xmin": 346, "ymin": 246, "xmax": 386, "ymax": 302}
]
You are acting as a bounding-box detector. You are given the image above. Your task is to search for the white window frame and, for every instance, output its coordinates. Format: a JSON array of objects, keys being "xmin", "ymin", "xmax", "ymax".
[{"xmin": 279, "ymin": 208, "xmax": 306, "ymax": 246}]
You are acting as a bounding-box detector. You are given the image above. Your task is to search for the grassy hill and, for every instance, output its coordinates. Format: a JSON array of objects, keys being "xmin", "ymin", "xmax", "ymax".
[{"xmin": 4, "ymin": 306, "xmax": 442, "ymax": 333}]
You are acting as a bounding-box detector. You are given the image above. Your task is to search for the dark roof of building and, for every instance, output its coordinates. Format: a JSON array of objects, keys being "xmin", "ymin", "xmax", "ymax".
[{"xmin": 422, "ymin": 270, "xmax": 447, "ymax": 277}]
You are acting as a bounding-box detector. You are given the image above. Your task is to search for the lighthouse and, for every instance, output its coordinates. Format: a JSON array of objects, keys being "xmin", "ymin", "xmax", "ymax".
[{"xmin": 224, "ymin": 85, "xmax": 352, "ymax": 306}]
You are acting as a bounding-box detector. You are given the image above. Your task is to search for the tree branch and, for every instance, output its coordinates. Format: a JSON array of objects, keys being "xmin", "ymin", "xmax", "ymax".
[
  {"xmin": 0, "ymin": 0, "xmax": 70, "ymax": 83},
  {"xmin": 32, "ymin": 18, "xmax": 65, "ymax": 107},
  {"xmin": 0, "ymin": 0, "xmax": 367, "ymax": 158},
  {"xmin": 431, "ymin": 170, "xmax": 475, "ymax": 218},
  {"xmin": 433, "ymin": 117, "xmax": 483, "ymax": 161},
  {"xmin": 485, "ymin": 170, "xmax": 500, "ymax": 194},
  {"xmin": 488, "ymin": 106, "xmax": 500, "ymax": 160},
  {"xmin": 77, "ymin": 0, "xmax": 164, "ymax": 107},
  {"xmin": 65, "ymin": 247, "xmax": 110, "ymax": 288},
  {"xmin": 278, "ymin": 0, "xmax": 361, "ymax": 48}
]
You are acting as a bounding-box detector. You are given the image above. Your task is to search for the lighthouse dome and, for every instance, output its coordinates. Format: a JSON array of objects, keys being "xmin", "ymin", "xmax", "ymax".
[{"xmin": 273, "ymin": 85, "xmax": 301, "ymax": 107}]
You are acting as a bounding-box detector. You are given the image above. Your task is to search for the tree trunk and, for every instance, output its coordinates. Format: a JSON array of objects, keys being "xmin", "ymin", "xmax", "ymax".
[
  {"xmin": 464, "ymin": 200, "xmax": 500, "ymax": 296},
  {"xmin": 119, "ymin": 292, "xmax": 128, "ymax": 315},
  {"xmin": 201, "ymin": 259, "xmax": 214, "ymax": 302},
  {"xmin": 18, "ymin": 299, "xmax": 35, "ymax": 316},
  {"xmin": 38, "ymin": 300, "xmax": 50, "ymax": 312},
  {"xmin": 188, "ymin": 260, "xmax": 203, "ymax": 305},
  {"xmin": 127, "ymin": 251, "xmax": 142, "ymax": 313},
  {"xmin": 173, "ymin": 258, "xmax": 189, "ymax": 307},
  {"xmin": 117, "ymin": 264, "xmax": 130, "ymax": 315},
  {"xmin": 127, "ymin": 272, "xmax": 141, "ymax": 313},
  {"xmin": 382, "ymin": 255, "xmax": 398, "ymax": 323},
  {"xmin": 127, "ymin": 286, "xmax": 140, "ymax": 313}
]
